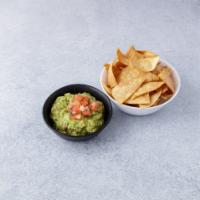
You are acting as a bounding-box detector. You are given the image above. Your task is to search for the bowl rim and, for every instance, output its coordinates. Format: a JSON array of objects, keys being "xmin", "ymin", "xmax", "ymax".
[
  {"xmin": 100, "ymin": 58, "xmax": 181, "ymax": 110},
  {"xmin": 42, "ymin": 83, "xmax": 113, "ymax": 140}
]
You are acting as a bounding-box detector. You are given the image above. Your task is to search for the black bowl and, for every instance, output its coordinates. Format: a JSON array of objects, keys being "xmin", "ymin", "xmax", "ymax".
[{"xmin": 43, "ymin": 84, "xmax": 112, "ymax": 141}]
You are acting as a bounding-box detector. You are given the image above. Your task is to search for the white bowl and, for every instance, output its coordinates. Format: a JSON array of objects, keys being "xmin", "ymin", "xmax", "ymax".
[{"xmin": 100, "ymin": 59, "xmax": 181, "ymax": 116}]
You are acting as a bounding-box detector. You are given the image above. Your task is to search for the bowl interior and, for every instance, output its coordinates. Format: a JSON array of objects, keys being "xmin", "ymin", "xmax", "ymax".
[
  {"xmin": 43, "ymin": 84, "xmax": 112, "ymax": 140},
  {"xmin": 100, "ymin": 59, "xmax": 181, "ymax": 110}
]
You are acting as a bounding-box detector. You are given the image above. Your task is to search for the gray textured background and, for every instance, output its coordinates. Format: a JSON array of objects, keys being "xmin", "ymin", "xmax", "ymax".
[{"xmin": 0, "ymin": 0, "xmax": 200, "ymax": 199}]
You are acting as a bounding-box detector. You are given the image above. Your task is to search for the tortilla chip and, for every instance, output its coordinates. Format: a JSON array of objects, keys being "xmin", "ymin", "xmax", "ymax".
[
  {"xmin": 130, "ymin": 55, "xmax": 160, "ymax": 72},
  {"xmin": 107, "ymin": 62, "xmax": 118, "ymax": 88},
  {"xmin": 153, "ymin": 62, "xmax": 165, "ymax": 75},
  {"xmin": 126, "ymin": 46, "xmax": 142, "ymax": 62},
  {"xmin": 112, "ymin": 61, "xmax": 122, "ymax": 82},
  {"xmin": 126, "ymin": 61, "xmax": 159, "ymax": 83},
  {"xmin": 117, "ymin": 48, "xmax": 129, "ymax": 65},
  {"xmin": 161, "ymin": 93, "xmax": 172, "ymax": 100},
  {"xmin": 103, "ymin": 83, "xmax": 112, "ymax": 96},
  {"xmin": 119, "ymin": 64, "xmax": 142, "ymax": 84},
  {"xmin": 137, "ymin": 50, "xmax": 157, "ymax": 58},
  {"xmin": 104, "ymin": 63, "xmax": 110, "ymax": 71},
  {"xmin": 158, "ymin": 93, "xmax": 173, "ymax": 105},
  {"xmin": 113, "ymin": 59, "xmax": 126, "ymax": 69},
  {"xmin": 130, "ymin": 81, "xmax": 164, "ymax": 99},
  {"xmin": 112, "ymin": 76, "xmax": 145, "ymax": 103},
  {"xmin": 144, "ymin": 72, "xmax": 159, "ymax": 83},
  {"xmin": 125, "ymin": 46, "xmax": 136, "ymax": 57},
  {"xmin": 139, "ymin": 90, "xmax": 162, "ymax": 108},
  {"xmin": 158, "ymin": 67, "xmax": 175, "ymax": 93},
  {"xmin": 126, "ymin": 93, "xmax": 150, "ymax": 105},
  {"xmin": 161, "ymin": 85, "xmax": 169, "ymax": 94}
]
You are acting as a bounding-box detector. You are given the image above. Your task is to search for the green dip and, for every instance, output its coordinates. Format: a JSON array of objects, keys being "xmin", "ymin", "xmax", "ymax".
[{"xmin": 50, "ymin": 92, "xmax": 104, "ymax": 136}]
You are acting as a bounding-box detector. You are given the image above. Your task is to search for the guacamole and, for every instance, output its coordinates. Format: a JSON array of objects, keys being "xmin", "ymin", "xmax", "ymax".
[{"xmin": 50, "ymin": 92, "xmax": 104, "ymax": 136}]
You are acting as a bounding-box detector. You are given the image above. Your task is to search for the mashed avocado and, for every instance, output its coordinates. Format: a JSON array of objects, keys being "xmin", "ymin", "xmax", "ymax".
[{"xmin": 50, "ymin": 92, "xmax": 104, "ymax": 136}]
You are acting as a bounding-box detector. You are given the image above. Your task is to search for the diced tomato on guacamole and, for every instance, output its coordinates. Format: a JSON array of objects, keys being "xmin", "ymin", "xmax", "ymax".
[{"xmin": 50, "ymin": 92, "xmax": 104, "ymax": 136}]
